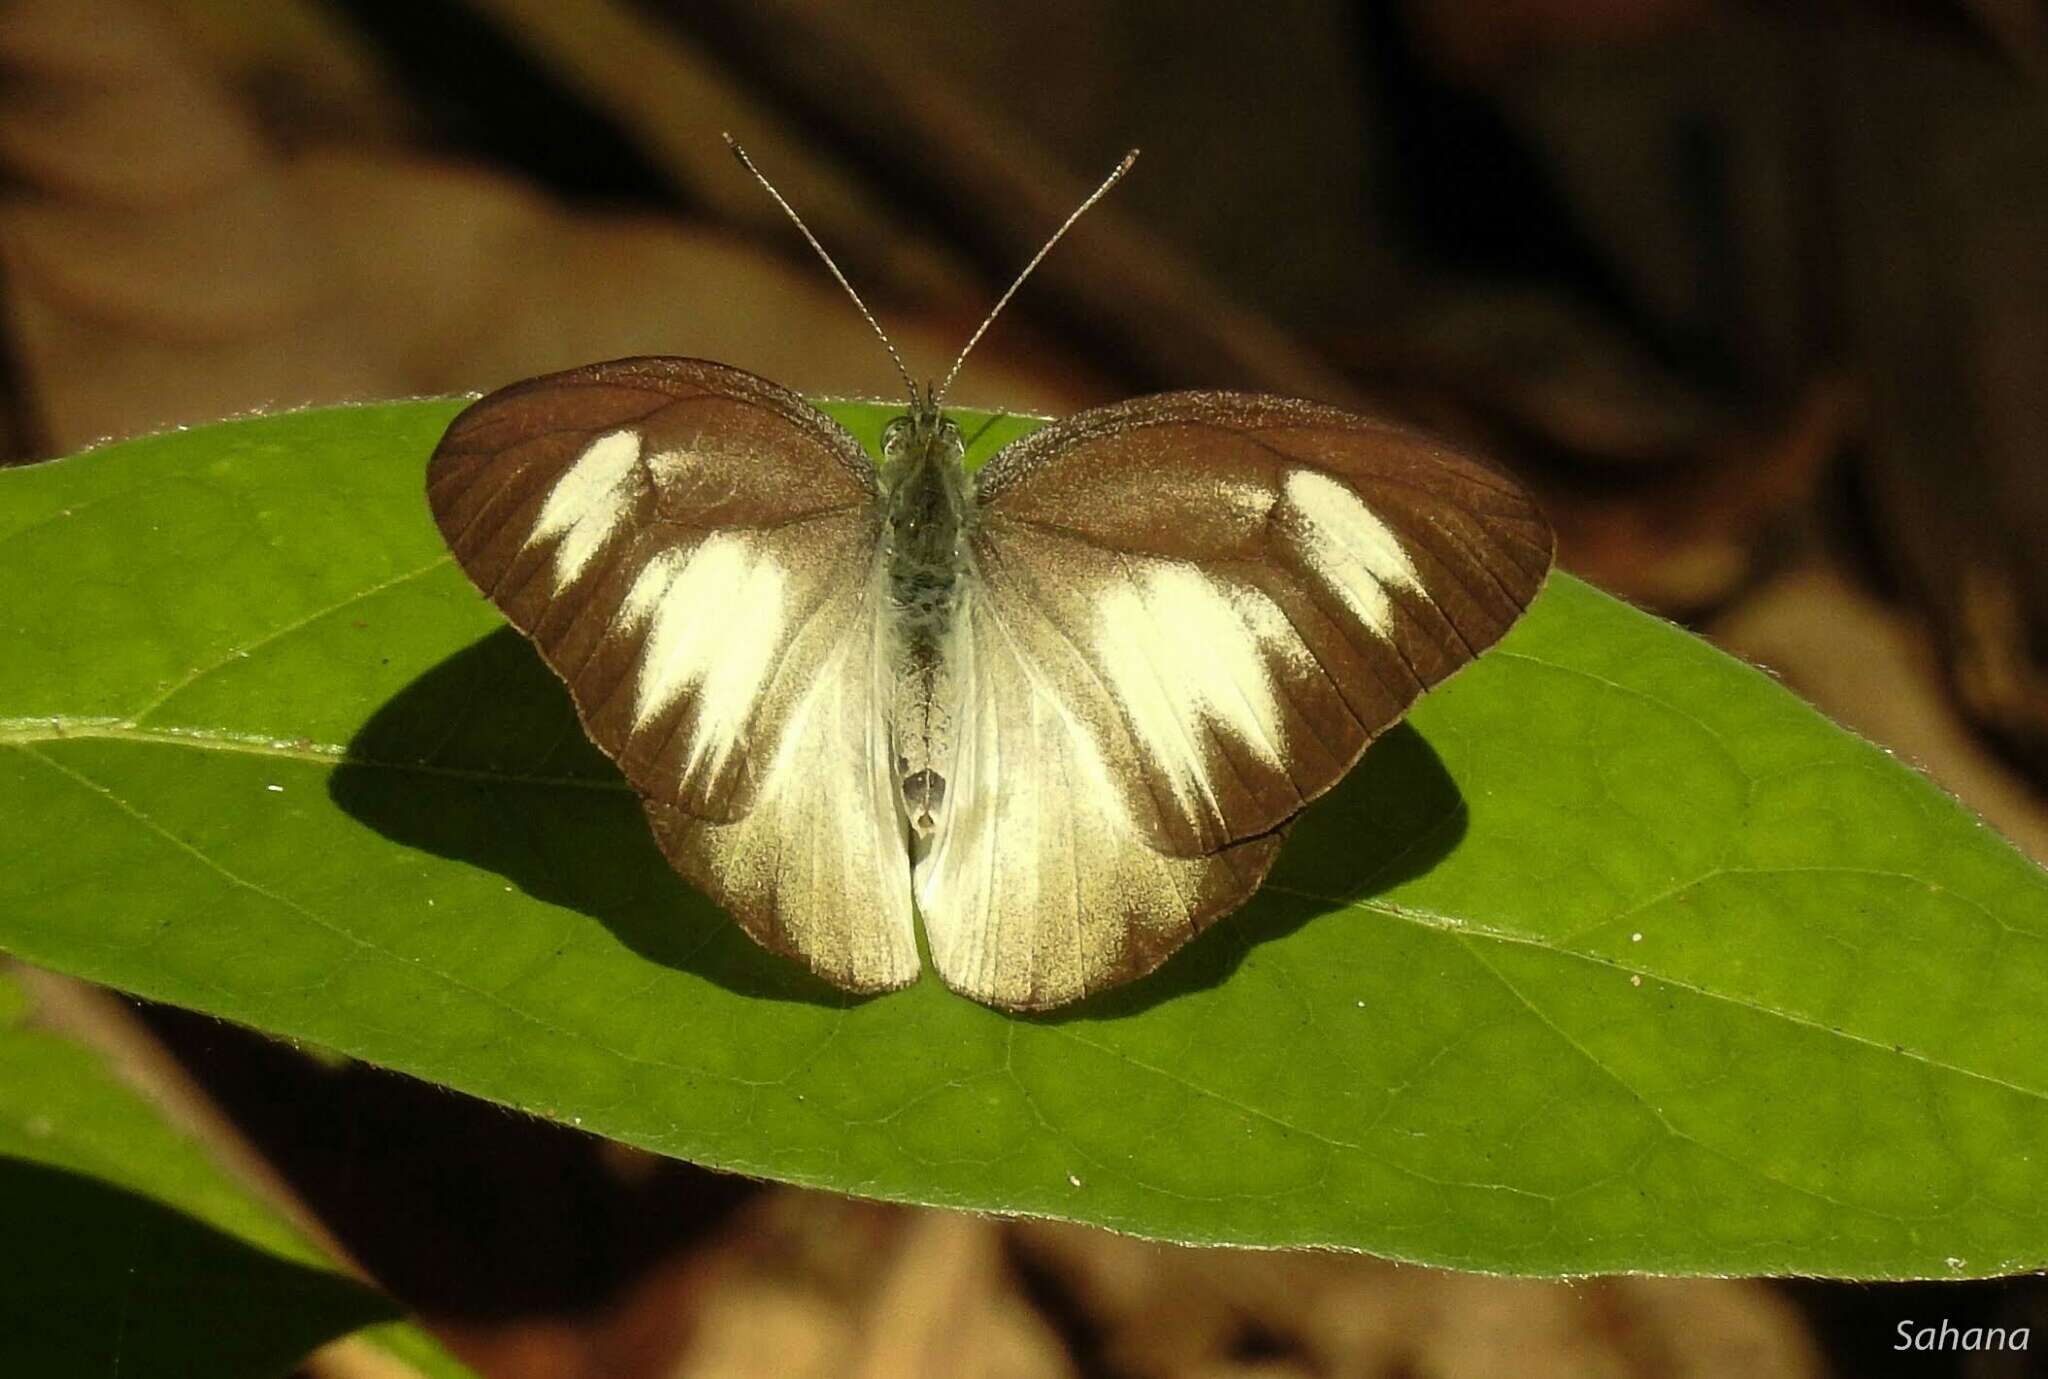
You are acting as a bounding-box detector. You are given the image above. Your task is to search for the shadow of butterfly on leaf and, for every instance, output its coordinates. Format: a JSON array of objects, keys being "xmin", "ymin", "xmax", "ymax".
[{"xmin": 326, "ymin": 625, "xmax": 1467, "ymax": 1016}]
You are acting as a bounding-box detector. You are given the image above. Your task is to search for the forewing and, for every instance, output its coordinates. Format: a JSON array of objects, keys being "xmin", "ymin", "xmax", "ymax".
[
  {"xmin": 968, "ymin": 390, "xmax": 1554, "ymax": 858},
  {"xmin": 427, "ymin": 357, "xmax": 917, "ymax": 993}
]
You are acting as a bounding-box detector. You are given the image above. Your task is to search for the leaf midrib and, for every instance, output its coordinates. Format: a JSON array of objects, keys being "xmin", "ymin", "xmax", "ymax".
[
  {"xmin": 0, "ymin": 720, "xmax": 627, "ymax": 791},
  {"xmin": 11, "ymin": 728, "xmax": 1978, "ymax": 1259},
  {"xmin": 6, "ymin": 718, "xmax": 2042, "ymax": 1113}
]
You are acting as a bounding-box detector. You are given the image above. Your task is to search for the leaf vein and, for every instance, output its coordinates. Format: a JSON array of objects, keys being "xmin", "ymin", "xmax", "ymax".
[{"xmin": 128, "ymin": 555, "xmax": 455, "ymax": 723}]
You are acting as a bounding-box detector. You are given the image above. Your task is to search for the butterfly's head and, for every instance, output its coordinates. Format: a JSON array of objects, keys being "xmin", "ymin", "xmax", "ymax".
[{"xmin": 880, "ymin": 385, "xmax": 964, "ymax": 471}]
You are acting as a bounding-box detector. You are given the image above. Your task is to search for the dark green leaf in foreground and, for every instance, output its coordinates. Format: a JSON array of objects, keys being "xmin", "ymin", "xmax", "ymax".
[
  {"xmin": 1, "ymin": 400, "xmax": 2044, "ymax": 1278},
  {"xmin": 0, "ymin": 970, "xmax": 475, "ymax": 1378}
]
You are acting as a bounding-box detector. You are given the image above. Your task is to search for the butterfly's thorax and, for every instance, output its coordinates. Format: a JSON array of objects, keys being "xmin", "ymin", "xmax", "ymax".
[{"xmin": 879, "ymin": 408, "xmax": 972, "ymax": 842}]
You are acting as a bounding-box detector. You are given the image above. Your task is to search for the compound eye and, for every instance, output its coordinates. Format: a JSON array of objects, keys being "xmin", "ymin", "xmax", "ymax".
[{"xmin": 881, "ymin": 418, "xmax": 908, "ymax": 451}]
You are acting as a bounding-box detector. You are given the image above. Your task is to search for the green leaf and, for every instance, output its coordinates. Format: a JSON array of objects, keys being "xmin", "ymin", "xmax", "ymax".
[
  {"xmin": 2, "ymin": 400, "xmax": 2043, "ymax": 1279},
  {"xmin": 0, "ymin": 969, "xmax": 475, "ymax": 1378}
]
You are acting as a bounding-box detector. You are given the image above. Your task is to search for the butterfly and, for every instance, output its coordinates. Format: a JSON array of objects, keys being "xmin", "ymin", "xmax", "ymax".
[{"xmin": 425, "ymin": 143, "xmax": 1553, "ymax": 1010}]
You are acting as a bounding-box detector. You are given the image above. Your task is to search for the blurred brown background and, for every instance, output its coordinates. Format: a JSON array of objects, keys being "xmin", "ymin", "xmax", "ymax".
[{"xmin": 4, "ymin": 0, "xmax": 2046, "ymax": 1375}]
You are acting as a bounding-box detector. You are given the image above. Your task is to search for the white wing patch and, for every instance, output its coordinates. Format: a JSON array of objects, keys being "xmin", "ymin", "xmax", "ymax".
[
  {"xmin": 629, "ymin": 535, "xmax": 787, "ymax": 781},
  {"xmin": 1284, "ymin": 469, "xmax": 1420, "ymax": 637},
  {"xmin": 645, "ymin": 446, "xmax": 703, "ymax": 482},
  {"xmin": 1094, "ymin": 561, "xmax": 1289, "ymax": 814},
  {"xmin": 529, "ymin": 428, "xmax": 642, "ymax": 588}
]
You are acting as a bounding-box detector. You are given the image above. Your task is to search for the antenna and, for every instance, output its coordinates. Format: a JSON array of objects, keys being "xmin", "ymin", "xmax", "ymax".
[
  {"xmin": 935, "ymin": 148, "xmax": 1139, "ymax": 405},
  {"xmin": 724, "ymin": 133, "xmax": 918, "ymax": 406}
]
